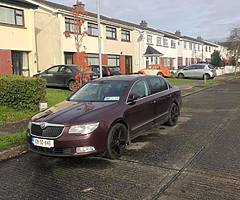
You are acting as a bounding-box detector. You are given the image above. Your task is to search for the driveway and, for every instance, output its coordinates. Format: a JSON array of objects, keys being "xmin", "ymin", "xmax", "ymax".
[{"xmin": 1, "ymin": 80, "xmax": 240, "ymax": 200}]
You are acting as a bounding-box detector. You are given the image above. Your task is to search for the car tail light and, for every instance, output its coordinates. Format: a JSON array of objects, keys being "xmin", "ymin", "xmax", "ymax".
[{"xmin": 106, "ymin": 68, "xmax": 111, "ymax": 76}]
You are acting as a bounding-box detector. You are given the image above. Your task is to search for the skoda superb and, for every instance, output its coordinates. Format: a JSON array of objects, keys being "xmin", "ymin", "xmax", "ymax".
[{"xmin": 28, "ymin": 75, "xmax": 182, "ymax": 159}]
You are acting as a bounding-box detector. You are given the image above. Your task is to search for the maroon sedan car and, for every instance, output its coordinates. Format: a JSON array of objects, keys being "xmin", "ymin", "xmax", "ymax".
[{"xmin": 28, "ymin": 75, "xmax": 182, "ymax": 159}]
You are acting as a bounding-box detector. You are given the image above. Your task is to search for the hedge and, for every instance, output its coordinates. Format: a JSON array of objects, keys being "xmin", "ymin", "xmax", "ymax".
[{"xmin": 0, "ymin": 75, "xmax": 46, "ymax": 110}]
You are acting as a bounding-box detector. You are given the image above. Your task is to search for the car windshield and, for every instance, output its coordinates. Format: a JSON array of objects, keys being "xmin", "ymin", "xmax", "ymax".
[{"xmin": 69, "ymin": 81, "xmax": 129, "ymax": 102}]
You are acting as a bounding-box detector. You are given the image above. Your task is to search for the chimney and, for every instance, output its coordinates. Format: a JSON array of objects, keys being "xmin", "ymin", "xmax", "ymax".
[
  {"xmin": 140, "ymin": 20, "xmax": 148, "ymax": 28},
  {"xmin": 175, "ymin": 30, "xmax": 181, "ymax": 36},
  {"xmin": 197, "ymin": 36, "xmax": 203, "ymax": 41},
  {"xmin": 73, "ymin": 1, "xmax": 85, "ymax": 10}
]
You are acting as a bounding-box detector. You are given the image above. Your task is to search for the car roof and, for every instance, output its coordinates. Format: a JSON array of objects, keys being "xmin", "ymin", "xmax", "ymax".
[{"xmin": 94, "ymin": 75, "xmax": 146, "ymax": 82}]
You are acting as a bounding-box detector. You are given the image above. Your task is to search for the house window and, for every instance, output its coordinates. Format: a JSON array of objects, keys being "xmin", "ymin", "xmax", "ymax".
[
  {"xmin": 121, "ymin": 29, "xmax": 130, "ymax": 42},
  {"xmin": 87, "ymin": 54, "xmax": 99, "ymax": 65},
  {"xmin": 171, "ymin": 40, "xmax": 176, "ymax": 48},
  {"xmin": 88, "ymin": 22, "xmax": 98, "ymax": 36},
  {"xmin": 209, "ymin": 46, "xmax": 211, "ymax": 52},
  {"xmin": 163, "ymin": 58, "xmax": 169, "ymax": 67},
  {"xmin": 107, "ymin": 55, "xmax": 120, "ymax": 67},
  {"xmin": 184, "ymin": 41, "xmax": 187, "ymax": 49},
  {"xmin": 147, "ymin": 35, "xmax": 153, "ymax": 44},
  {"xmin": 163, "ymin": 38, "xmax": 168, "ymax": 47},
  {"xmin": 205, "ymin": 46, "xmax": 208, "ymax": 52},
  {"xmin": 64, "ymin": 52, "xmax": 74, "ymax": 64},
  {"xmin": 198, "ymin": 44, "xmax": 201, "ymax": 51},
  {"xmin": 189, "ymin": 42, "xmax": 193, "ymax": 50},
  {"xmin": 156, "ymin": 37, "xmax": 162, "ymax": 46},
  {"xmin": 106, "ymin": 26, "xmax": 117, "ymax": 40},
  {"xmin": 65, "ymin": 17, "xmax": 77, "ymax": 33},
  {"xmin": 0, "ymin": 6, "xmax": 24, "ymax": 26}
]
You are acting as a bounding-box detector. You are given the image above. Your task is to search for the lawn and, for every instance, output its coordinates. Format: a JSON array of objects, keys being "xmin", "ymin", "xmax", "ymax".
[
  {"xmin": 0, "ymin": 131, "xmax": 26, "ymax": 151},
  {"xmin": 167, "ymin": 78, "xmax": 197, "ymax": 86},
  {"xmin": 0, "ymin": 88, "xmax": 72, "ymax": 125},
  {"xmin": 45, "ymin": 88, "xmax": 72, "ymax": 107}
]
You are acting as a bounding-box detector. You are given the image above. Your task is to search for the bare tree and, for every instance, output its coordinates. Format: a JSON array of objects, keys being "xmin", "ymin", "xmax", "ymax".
[
  {"xmin": 228, "ymin": 26, "xmax": 240, "ymax": 77},
  {"xmin": 63, "ymin": 0, "xmax": 89, "ymax": 91}
]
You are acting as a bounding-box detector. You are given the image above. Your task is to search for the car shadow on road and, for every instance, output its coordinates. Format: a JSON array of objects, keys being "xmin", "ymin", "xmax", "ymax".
[{"xmin": 28, "ymin": 153, "xmax": 114, "ymax": 172}]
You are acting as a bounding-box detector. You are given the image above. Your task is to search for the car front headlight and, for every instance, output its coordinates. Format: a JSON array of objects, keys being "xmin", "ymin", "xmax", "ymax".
[{"xmin": 69, "ymin": 123, "xmax": 99, "ymax": 135}]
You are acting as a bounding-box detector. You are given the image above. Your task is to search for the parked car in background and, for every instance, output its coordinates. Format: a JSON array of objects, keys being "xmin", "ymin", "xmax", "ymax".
[
  {"xmin": 28, "ymin": 75, "xmax": 182, "ymax": 159},
  {"xmin": 34, "ymin": 65, "xmax": 98, "ymax": 90},
  {"xmin": 176, "ymin": 64, "xmax": 217, "ymax": 80},
  {"xmin": 90, "ymin": 65, "xmax": 121, "ymax": 77},
  {"xmin": 138, "ymin": 64, "xmax": 172, "ymax": 78}
]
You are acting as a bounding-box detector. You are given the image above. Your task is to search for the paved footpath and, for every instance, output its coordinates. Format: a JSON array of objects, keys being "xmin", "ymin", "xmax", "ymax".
[{"xmin": 0, "ymin": 80, "xmax": 240, "ymax": 200}]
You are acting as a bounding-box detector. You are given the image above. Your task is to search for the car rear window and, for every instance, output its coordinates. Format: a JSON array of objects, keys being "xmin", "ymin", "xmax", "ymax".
[{"xmin": 108, "ymin": 67, "xmax": 120, "ymax": 75}]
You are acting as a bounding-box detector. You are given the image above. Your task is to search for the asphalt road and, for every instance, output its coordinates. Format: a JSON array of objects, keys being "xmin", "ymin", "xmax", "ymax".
[{"xmin": 1, "ymin": 80, "xmax": 240, "ymax": 200}]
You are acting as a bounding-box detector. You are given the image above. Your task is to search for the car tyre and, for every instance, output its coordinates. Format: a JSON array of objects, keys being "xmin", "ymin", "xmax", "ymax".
[
  {"xmin": 178, "ymin": 73, "xmax": 184, "ymax": 79},
  {"xmin": 68, "ymin": 80, "xmax": 76, "ymax": 91},
  {"xmin": 105, "ymin": 123, "xmax": 128, "ymax": 159},
  {"xmin": 203, "ymin": 74, "xmax": 210, "ymax": 80},
  {"xmin": 166, "ymin": 103, "xmax": 180, "ymax": 126}
]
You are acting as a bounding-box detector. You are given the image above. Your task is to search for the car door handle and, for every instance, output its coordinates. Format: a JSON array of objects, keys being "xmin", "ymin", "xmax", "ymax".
[{"xmin": 150, "ymin": 100, "xmax": 157, "ymax": 104}]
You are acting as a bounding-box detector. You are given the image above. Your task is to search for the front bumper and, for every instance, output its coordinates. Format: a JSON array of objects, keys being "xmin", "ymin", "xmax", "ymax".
[{"xmin": 27, "ymin": 127, "xmax": 107, "ymax": 157}]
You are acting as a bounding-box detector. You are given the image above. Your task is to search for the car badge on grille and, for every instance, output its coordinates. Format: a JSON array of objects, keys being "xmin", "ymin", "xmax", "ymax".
[{"xmin": 40, "ymin": 122, "xmax": 47, "ymax": 130}]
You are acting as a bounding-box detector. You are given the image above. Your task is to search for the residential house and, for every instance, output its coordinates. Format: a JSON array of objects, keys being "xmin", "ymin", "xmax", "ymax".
[
  {"xmin": 0, "ymin": 0, "xmax": 38, "ymax": 76},
  {"xmin": 27, "ymin": 0, "xmax": 138, "ymax": 74}
]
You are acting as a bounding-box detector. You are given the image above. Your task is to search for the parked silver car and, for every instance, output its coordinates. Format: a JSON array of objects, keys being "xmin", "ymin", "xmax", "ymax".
[{"xmin": 177, "ymin": 64, "xmax": 217, "ymax": 80}]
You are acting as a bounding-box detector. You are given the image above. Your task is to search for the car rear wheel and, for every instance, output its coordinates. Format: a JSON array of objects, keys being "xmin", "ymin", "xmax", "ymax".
[
  {"xmin": 178, "ymin": 73, "xmax": 184, "ymax": 79},
  {"xmin": 203, "ymin": 74, "xmax": 210, "ymax": 80},
  {"xmin": 105, "ymin": 123, "xmax": 128, "ymax": 159},
  {"xmin": 166, "ymin": 103, "xmax": 180, "ymax": 126},
  {"xmin": 68, "ymin": 80, "xmax": 75, "ymax": 91}
]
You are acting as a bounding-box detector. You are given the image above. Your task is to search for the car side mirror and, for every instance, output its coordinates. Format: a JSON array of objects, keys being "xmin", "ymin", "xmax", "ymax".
[{"xmin": 127, "ymin": 93, "xmax": 140, "ymax": 105}]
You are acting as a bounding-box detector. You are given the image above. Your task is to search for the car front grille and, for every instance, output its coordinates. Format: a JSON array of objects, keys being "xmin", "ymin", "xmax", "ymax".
[
  {"xmin": 30, "ymin": 123, "xmax": 64, "ymax": 138},
  {"xmin": 30, "ymin": 144, "xmax": 74, "ymax": 155}
]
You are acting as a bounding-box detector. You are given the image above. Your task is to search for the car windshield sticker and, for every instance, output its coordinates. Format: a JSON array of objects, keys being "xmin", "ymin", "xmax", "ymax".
[{"xmin": 104, "ymin": 97, "xmax": 120, "ymax": 101}]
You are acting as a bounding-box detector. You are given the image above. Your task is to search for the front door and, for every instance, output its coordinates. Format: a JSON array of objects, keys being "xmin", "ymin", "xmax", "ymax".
[
  {"xmin": 125, "ymin": 56, "xmax": 132, "ymax": 74},
  {"xmin": 12, "ymin": 51, "xmax": 23, "ymax": 75},
  {"xmin": 0, "ymin": 50, "xmax": 12, "ymax": 75},
  {"xmin": 124, "ymin": 79, "xmax": 154, "ymax": 137}
]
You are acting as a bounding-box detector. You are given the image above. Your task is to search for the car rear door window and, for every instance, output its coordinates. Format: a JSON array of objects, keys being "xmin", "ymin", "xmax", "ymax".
[
  {"xmin": 128, "ymin": 80, "xmax": 150, "ymax": 100},
  {"xmin": 59, "ymin": 66, "xmax": 72, "ymax": 73},
  {"xmin": 47, "ymin": 66, "xmax": 59, "ymax": 73},
  {"xmin": 148, "ymin": 77, "xmax": 168, "ymax": 94}
]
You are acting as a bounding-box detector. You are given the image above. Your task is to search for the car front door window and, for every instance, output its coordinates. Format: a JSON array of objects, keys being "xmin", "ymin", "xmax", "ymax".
[{"xmin": 128, "ymin": 80, "xmax": 150, "ymax": 102}]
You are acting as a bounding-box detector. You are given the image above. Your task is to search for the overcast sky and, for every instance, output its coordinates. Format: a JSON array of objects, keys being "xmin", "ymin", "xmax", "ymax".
[{"xmin": 53, "ymin": 0, "xmax": 240, "ymax": 41}]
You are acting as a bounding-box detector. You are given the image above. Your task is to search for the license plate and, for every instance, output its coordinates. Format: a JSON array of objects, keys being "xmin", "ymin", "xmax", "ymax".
[
  {"xmin": 32, "ymin": 137, "xmax": 54, "ymax": 148},
  {"xmin": 92, "ymin": 75, "xmax": 98, "ymax": 79}
]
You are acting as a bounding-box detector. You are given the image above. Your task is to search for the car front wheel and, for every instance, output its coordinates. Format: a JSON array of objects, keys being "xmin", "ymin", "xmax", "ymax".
[
  {"xmin": 203, "ymin": 74, "xmax": 210, "ymax": 80},
  {"xmin": 166, "ymin": 103, "xmax": 180, "ymax": 126},
  {"xmin": 105, "ymin": 123, "xmax": 128, "ymax": 159}
]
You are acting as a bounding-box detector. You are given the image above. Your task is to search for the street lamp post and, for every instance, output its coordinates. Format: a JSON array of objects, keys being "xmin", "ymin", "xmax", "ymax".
[{"xmin": 97, "ymin": 0, "xmax": 103, "ymax": 78}]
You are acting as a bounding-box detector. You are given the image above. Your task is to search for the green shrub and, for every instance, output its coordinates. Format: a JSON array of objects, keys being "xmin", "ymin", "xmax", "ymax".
[{"xmin": 0, "ymin": 75, "xmax": 46, "ymax": 110}]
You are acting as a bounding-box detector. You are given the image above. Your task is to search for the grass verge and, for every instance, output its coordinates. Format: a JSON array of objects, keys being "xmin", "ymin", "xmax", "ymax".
[
  {"xmin": 167, "ymin": 78, "xmax": 197, "ymax": 86},
  {"xmin": 0, "ymin": 131, "xmax": 26, "ymax": 151}
]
